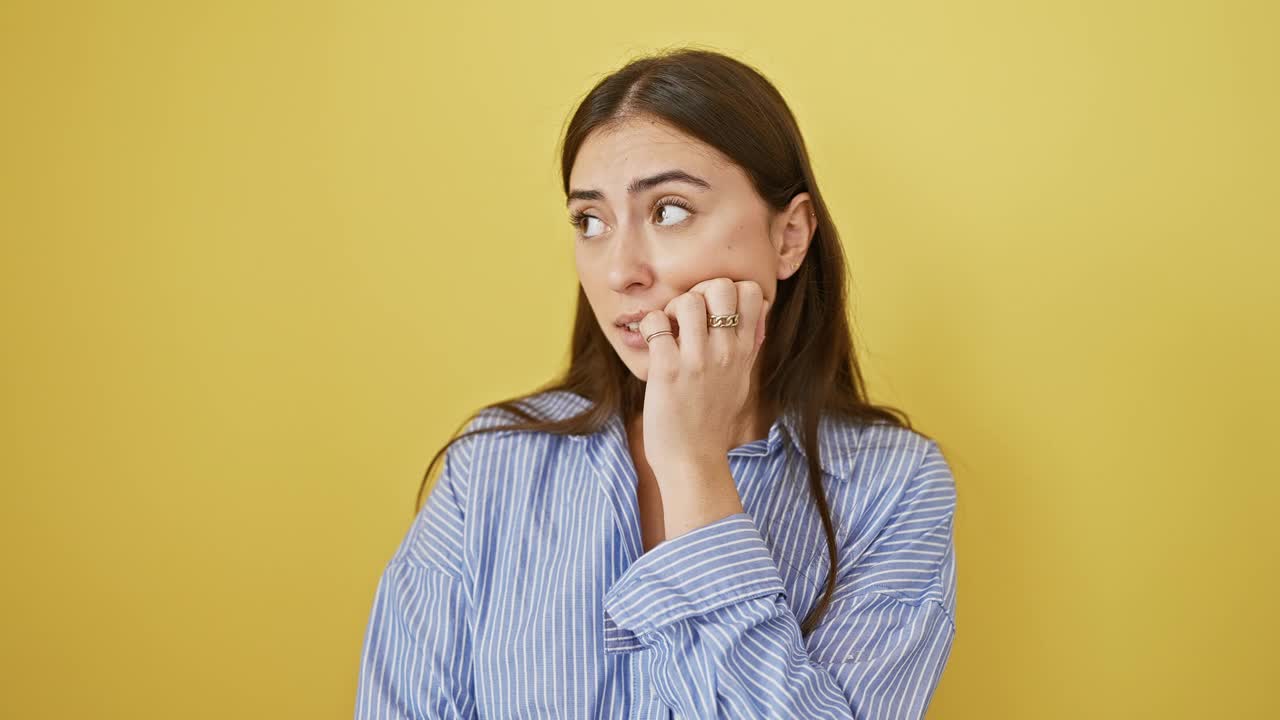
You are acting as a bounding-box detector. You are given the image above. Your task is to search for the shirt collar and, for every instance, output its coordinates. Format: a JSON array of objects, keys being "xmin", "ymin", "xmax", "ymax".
[{"xmin": 774, "ymin": 407, "xmax": 861, "ymax": 481}]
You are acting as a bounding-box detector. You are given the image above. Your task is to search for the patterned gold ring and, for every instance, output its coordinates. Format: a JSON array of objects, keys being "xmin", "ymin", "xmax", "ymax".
[{"xmin": 707, "ymin": 312, "xmax": 740, "ymax": 328}]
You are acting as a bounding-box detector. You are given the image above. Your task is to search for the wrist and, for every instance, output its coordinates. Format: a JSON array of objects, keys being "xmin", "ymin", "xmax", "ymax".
[
  {"xmin": 651, "ymin": 460, "xmax": 744, "ymax": 540},
  {"xmin": 661, "ymin": 492, "xmax": 745, "ymax": 540},
  {"xmin": 651, "ymin": 455, "xmax": 730, "ymax": 490}
]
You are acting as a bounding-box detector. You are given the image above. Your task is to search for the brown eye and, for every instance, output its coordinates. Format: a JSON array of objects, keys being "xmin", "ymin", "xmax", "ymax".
[
  {"xmin": 653, "ymin": 198, "xmax": 694, "ymax": 226},
  {"xmin": 568, "ymin": 212, "xmax": 606, "ymax": 238}
]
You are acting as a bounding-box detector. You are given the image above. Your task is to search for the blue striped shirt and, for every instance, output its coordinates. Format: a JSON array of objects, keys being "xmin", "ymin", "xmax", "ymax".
[{"xmin": 355, "ymin": 389, "xmax": 957, "ymax": 719}]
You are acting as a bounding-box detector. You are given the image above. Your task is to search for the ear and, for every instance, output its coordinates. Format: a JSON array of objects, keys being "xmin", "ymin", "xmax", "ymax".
[{"xmin": 772, "ymin": 192, "xmax": 817, "ymax": 281}]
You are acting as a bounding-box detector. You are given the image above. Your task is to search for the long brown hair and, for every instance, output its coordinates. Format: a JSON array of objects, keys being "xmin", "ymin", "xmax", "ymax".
[{"xmin": 414, "ymin": 46, "xmax": 930, "ymax": 637}]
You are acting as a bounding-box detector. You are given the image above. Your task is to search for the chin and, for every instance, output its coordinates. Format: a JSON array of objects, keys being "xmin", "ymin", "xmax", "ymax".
[
  {"xmin": 612, "ymin": 344, "xmax": 650, "ymax": 382},
  {"xmin": 620, "ymin": 355, "xmax": 649, "ymax": 382}
]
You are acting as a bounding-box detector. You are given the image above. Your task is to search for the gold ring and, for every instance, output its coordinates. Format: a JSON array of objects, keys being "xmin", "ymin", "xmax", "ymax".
[
  {"xmin": 708, "ymin": 312, "xmax": 739, "ymax": 328},
  {"xmin": 644, "ymin": 330, "xmax": 674, "ymax": 343}
]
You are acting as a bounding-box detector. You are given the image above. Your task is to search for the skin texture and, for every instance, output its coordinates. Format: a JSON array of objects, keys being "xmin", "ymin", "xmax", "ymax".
[{"xmin": 567, "ymin": 115, "xmax": 818, "ymax": 540}]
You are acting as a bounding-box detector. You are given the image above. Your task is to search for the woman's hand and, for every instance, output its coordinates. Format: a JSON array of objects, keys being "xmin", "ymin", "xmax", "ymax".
[{"xmin": 637, "ymin": 277, "xmax": 771, "ymax": 490}]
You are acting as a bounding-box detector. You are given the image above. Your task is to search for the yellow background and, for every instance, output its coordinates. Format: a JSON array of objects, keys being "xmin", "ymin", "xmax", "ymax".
[{"xmin": 2, "ymin": 1, "xmax": 1276, "ymax": 718}]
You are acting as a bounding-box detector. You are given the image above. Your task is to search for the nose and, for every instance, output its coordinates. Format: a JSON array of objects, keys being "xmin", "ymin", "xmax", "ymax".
[{"xmin": 606, "ymin": 221, "xmax": 654, "ymax": 294}]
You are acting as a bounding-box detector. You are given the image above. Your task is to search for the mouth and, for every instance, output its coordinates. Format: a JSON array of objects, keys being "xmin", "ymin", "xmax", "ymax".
[
  {"xmin": 616, "ymin": 317, "xmax": 679, "ymax": 350},
  {"xmin": 619, "ymin": 318, "xmax": 679, "ymax": 336}
]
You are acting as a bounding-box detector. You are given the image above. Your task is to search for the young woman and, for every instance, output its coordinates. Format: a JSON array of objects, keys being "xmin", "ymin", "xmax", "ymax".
[{"xmin": 356, "ymin": 47, "xmax": 958, "ymax": 719}]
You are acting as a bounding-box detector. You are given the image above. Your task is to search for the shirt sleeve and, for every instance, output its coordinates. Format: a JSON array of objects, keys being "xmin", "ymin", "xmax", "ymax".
[
  {"xmin": 602, "ymin": 439, "xmax": 958, "ymax": 720},
  {"xmin": 354, "ymin": 435, "xmax": 478, "ymax": 720}
]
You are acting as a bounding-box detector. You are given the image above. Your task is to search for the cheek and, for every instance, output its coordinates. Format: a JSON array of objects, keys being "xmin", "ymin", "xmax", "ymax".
[
  {"xmin": 574, "ymin": 257, "xmax": 611, "ymax": 318},
  {"xmin": 693, "ymin": 228, "xmax": 775, "ymax": 284},
  {"xmin": 574, "ymin": 247, "xmax": 598, "ymax": 284}
]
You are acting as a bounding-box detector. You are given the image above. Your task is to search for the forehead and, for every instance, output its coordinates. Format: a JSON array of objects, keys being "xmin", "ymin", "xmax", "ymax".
[{"xmin": 568, "ymin": 117, "xmax": 733, "ymax": 188}]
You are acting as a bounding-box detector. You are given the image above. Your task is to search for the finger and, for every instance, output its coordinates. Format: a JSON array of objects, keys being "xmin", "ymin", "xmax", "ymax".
[
  {"xmin": 755, "ymin": 297, "xmax": 771, "ymax": 350},
  {"xmin": 699, "ymin": 278, "xmax": 740, "ymax": 364},
  {"xmin": 637, "ymin": 309, "xmax": 678, "ymax": 369},
  {"xmin": 664, "ymin": 291, "xmax": 706, "ymax": 365},
  {"xmin": 731, "ymin": 280, "xmax": 764, "ymax": 353},
  {"xmin": 686, "ymin": 277, "xmax": 764, "ymax": 340}
]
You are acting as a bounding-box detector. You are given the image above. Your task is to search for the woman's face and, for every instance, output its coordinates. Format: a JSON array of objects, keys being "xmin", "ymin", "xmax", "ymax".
[{"xmin": 567, "ymin": 116, "xmax": 813, "ymax": 381}]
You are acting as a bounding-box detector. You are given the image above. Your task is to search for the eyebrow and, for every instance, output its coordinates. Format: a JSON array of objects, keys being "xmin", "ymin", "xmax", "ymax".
[{"xmin": 566, "ymin": 169, "xmax": 712, "ymax": 205}]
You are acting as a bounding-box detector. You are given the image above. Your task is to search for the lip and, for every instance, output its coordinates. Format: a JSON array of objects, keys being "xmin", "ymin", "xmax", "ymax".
[
  {"xmin": 614, "ymin": 310, "xmax": 681, "ymax": 330},
  {"xmin": 614, "ymin": 309, "xmax": 680, "ymax": 350},
  {"xmin": 613, "ymin": 310, "xmax": 651, "ymax": 326},
  {"xmin": 618, "ymin": 324, "xmax": 651, "ymax": 350}
]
